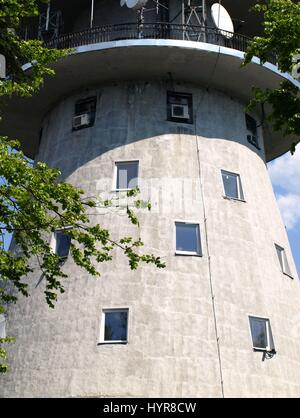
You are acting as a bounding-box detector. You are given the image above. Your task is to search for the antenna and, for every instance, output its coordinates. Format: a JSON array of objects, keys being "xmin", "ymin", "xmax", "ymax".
[{"xmin": 211, "ymin": 3, "xmax": 234, "ymax": 39}]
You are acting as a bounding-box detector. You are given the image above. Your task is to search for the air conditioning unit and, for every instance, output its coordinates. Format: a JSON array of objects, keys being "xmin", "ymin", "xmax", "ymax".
[
  {"xmin": 73, "ymin": 113, "xmax": 90, "ymax": 129},
  {"xmin": 171, "ymin": 104, "xmax": 189, "ymax": 119}
]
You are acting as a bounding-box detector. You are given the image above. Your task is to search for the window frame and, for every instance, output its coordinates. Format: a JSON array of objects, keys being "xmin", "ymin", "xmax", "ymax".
[
  {"xmin": 221, "ymin": 170, "xmax": 245, "ymax": 202},
  {"xmin": 248, "ymin": 315, "xmax": 275, "ymax": 352},
  {"xmin": 275, "ymin": 244, "xmax": 293, "ymax": 279},
  {"xmin": 175, "ymin": 221, "xmax": 202, "ymax": 257},
  {"xmin": 113, "ymin": 160, "xmax": 139, "ymax": 192},
  {"xmin": 0, "ymin": 314, "xmax": 6, "ymax": 339},
  {"xmin": 51, "ymin": 227, "xmax": 72, "ymax": 260},
  {"xmin": 98, "ymin": 308, "xmax": 129, "ymax": 345},
  {"xmin": 167, "ymin": 91, "xmax": 193, "ymax": 124}
]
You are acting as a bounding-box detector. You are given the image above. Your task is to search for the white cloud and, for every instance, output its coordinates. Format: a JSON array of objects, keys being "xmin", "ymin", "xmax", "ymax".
[
  {"xmin": 276, "ymin": 194, "xmax": 300, "ymax": 230},
  {"xmin": 268, "ymin": 147, "xmax": 300, "ymax": 230}
]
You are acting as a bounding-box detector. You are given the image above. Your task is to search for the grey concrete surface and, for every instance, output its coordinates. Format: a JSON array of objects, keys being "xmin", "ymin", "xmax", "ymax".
[{"xmin": 1, "ymin": 81, "xmax": 299, "ymax": 398}]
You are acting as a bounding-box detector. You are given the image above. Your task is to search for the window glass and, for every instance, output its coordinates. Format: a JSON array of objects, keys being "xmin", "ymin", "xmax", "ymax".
[
  {"xmin": 55, "ymin": 231, "xmax": 71, "ymax": 259},
  {"xmin": 104, "ymin": 310, "xmax": 128, "ymax": 342},
  {"xmin": 222, "ymin": 171, "xmax": 244, "ymax": 200},
  {"xmin": 176, "ymin": 223, "xmax": 201, "ymax": 254},
  {"xmin": 116, "ymin": 162, "xmax": 138, "ymax": 190},
  {"xmin": 275, "ymin": 244, "xmax": 292, "ymax": 277},
  {"xmin": 249, "ymin": 317, "xmax": 268, "ymax": 349}
]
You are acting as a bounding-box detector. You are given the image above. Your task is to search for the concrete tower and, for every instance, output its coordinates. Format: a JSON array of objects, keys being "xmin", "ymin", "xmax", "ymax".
[{"xmin": 1, "ymin": 0, "xmax": 300, "ymax": 398}]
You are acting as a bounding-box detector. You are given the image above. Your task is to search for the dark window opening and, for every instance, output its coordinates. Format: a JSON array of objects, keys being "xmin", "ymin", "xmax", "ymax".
[
  {"xmin": 102, "ymin": 309, "xmax": 128, "ymax": 343},
  {"xmin": 73, "ymin": 96, "xmax": 97, "ymax": 131},
  {"xmin": 55, "ymin": 231, "xmax": 71, "ymax": 259},
  {"xmin": 246, "ymin": 114, "xmax": 260, "ymax": 150},
  {"xmin": 249, "ymin": 316, "xmax": 275, "ymax": 352},
  {"xmin": 167, "ymin": 92, "xmax": 193, "ymax": 124}
]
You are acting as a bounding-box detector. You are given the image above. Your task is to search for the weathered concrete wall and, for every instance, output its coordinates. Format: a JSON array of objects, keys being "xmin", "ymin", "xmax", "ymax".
[{"xmin": 1, "ymin": 81, "xmax": 299, "ymax": 398}]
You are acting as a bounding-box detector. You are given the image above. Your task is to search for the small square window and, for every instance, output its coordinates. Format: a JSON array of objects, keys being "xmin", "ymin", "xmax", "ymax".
[
  {"xmin": 53, "ymin": 230, "xmax": 71, "ymax": 259},
  {"xmin": 221, "ymin": 170, "xmax": 245, "ymax": 201},
  {"xmin": 175, "ymin": 222, "xmax": 202, "ymax": 256},
  {"xmin": 115, "ymin": 161, "xmax": 139, "ymax": 191},
  {"xmin": 275, "ymin": 244, "xmax": 293, "ymax": 278},
  {"xmin": 249, "ymin": 316, "xmax": 275, "ymax": 352},
  {"xmin": 245, "ymin": 114, "xmax": 260, "ymax": 150},
  {"xmin": 99, "ymin": 309, "xmax": 129, "ymax": 344},
  {"xmin": 73, "ymin": 96, "xmax": 97, "ymax": 131},
  {"xmin": 167, "ymin": 92, "xmax": 193, "ymax": 124},
  {"xmin": 0, "ymin": 314, "xmax": 6, "ymax": 339}
]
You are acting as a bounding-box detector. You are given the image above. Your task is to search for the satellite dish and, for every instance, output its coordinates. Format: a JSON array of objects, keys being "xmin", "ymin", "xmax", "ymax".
[
  {"xmin": 126, "ymin": 0, "xmax": 148, "ymax": 9},
  {"xmin": 211, "ymin": 3, "xmax": 234, "ymax": 39},
  {"xmin": 120, "ymin": 0, "xmax": 126, "ymax": 6}
]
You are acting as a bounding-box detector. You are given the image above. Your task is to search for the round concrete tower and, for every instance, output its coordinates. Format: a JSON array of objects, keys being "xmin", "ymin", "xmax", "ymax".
[{"xmin": 1, "ymin": 0, "xmax": 300, "ymax": 398}]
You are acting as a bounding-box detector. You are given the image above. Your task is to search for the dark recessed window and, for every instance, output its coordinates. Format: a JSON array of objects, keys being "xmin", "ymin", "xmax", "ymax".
[
  {"xmin": 175, "ymin": 222, "xmax": 202, "ymax": 256},
  {"xmin": 167, "ymin": 92, "xmax": 193, "ymax": 124},
  {"xmin": 54, "ymin": 230, "xmax": 71, "ymax": 259},
  {"xmin": 275, "ymin": 244, "xmax": 293, "ymax": 278},
  {"xmin": 249, "ymin": 316, "xmax": 275, "ymax": 352},
  {"xmin": 245, "ymin": 114, "xmax": 260, "ymax": 150},
  {"xmin": 115, "ymin": 161, "xmax": 139, "ymax": 191},
  {"xmin": 100, "ymin": 309, "xmax": 129, "ymax": 344},
  {"xmin": 73, "ymin": 96, "xmax": 97, "ymax": 131},
  {"xmin": 221, "ymin": 170, "xmax": 245, "ymax": 201}
]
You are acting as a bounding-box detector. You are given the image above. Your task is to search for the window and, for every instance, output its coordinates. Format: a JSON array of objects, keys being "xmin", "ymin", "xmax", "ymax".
[
  {"xmin": 53, "ymin": 230, "xmax": 71, "ymax": 259},
  {"xmin": 275, "ymin": 244, "xmax": 293, "ymax": 278},
  {"xmin": 99, "ymin": 309, "xmax": 129, "ymax": 344},
  {"xmin": 0, "ymin": 315, "xmax": 6, "ymax": 339},
  {"xmin": 249, "ymin": 316, "xmax": 275, "ymax": 352},
  {"xmin": 73, "ymin": 96, "xmax": 97, "ymax": 130},
  {"xmin": 221, "ymin": 170, "xmax": 245, "ymax": 201},
  {"xmin": 167, "ymin": 91, "xmax": 193, "ymax": 124},
  {"xmin": 115, "ymin": 161, "xmax": 139, "ymax": 191},
  {"xmin": 245, "ymin": 114, "xmax": 260, "ymax": 150},
  {"xmin": 175, "ymin": 222, "xmax": 202, "ymax": 256}
]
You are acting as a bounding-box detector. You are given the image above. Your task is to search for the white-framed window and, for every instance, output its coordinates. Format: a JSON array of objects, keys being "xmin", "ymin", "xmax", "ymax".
[
  {"xmin": 0, "ymin": 314, "xmax": 6, "ymax": 339},
  {"xmin": 221, "ymin": 170, "xmax": 245, "ymax": 201},
  {"xmin": 249, "ymin": 316, "xmax": 275, "ymax": 352},
  {"xmin": 114, "ymin": 161, "xmax": 139, "ymax": 191},
  {"xmin": 99, "ymin": 308, "xmax": 129, "ymax": 344},
  {"xmin": 275, "ymin": 244, "xmax": 293, "ymax": 278},
  {"xmin": 51, "ymin": 229, "xmax": 72, "ymax": 259},
  {"xmin": 175, "ymin": 222, "xmax": 202, "ymax": 256}
]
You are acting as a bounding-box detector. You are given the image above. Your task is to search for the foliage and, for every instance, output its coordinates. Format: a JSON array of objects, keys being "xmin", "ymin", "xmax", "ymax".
[
  {"xmin": 244, "ymin": 0, "xmax": 300, "ymax": 154},
  {"xmin": 0, "ymin": 0, "xmax": 165, "ymax": 373}
]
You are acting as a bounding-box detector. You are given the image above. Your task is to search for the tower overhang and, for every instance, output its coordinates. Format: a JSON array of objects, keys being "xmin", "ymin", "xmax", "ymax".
[{"xmin": 1, "ymin": 39, "xmax": 298, "ymax": 161}]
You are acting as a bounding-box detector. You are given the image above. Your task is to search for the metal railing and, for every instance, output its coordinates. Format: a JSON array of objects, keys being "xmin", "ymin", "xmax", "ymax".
[{"xmin": 43, "ymin": 22, "xmax": 276, "ymax": 65}]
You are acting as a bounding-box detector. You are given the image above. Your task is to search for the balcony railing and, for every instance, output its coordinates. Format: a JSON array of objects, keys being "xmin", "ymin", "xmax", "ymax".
[{"xmin": 41, "ymin": 22, "xmax": 277, "ymax": 66}]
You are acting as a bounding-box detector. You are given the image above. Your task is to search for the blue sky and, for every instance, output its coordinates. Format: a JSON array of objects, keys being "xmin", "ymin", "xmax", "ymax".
[{"xmin": 268, "ymin": 148, "xmax": 300, "ymax": 278}]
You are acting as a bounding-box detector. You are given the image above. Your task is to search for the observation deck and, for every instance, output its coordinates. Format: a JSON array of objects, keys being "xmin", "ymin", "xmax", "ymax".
[{"xmin": 0, "ymin": 0, "xmax": 298, "ymax": 161}]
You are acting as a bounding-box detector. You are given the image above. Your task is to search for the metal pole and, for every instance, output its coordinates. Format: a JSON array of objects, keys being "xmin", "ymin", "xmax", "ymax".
[
  {"xmin": 202, "ymin": 0, "xmax": 207, "ymax": 42},
  {"xmin": 90, "ymin": 0, "xmax": 95, "ymax": 29},
  {"xmin": 182, "ymin": 0, "xmax": 185, "ymax": 40},
  {"xmin": 45, "ymin": 0, "xmax": 51, "ymax": 31}
]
